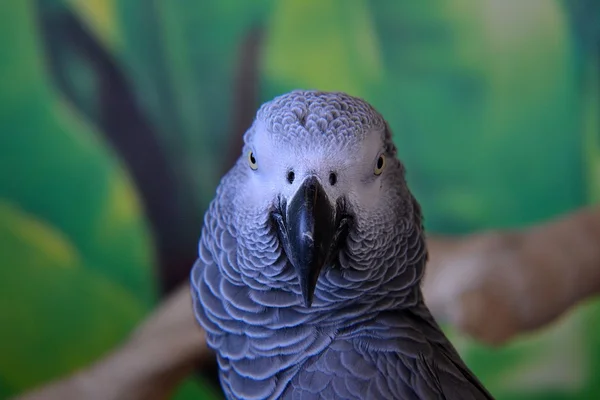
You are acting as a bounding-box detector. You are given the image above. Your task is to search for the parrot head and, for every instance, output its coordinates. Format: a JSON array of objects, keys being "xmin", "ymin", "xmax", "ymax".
[{"xmin": 234, "ymin": 90, "xmax": 419, "ymax": 308}]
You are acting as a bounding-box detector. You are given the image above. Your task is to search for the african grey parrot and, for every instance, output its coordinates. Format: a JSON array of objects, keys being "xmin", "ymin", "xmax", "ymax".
[{"xmin": 190, "ymin": 90, "xmax": 494, "ymax": 399}]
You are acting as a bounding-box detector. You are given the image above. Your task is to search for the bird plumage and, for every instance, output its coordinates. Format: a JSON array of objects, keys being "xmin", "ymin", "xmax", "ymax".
[{"xmin": 191, "ymin": 90, "xmax": 493, "ymax": 399}]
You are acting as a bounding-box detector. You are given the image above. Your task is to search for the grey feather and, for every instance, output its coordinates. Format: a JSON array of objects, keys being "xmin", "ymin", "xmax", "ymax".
[{"xmin": 190, "ymin": 90, "xmax": 494, "ymax": 399}]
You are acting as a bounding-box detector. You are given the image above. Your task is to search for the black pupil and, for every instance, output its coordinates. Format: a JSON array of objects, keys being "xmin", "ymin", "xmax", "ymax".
[
  {"xmin": 329, "ymin": 172, "xmax": 337, "ymax": 186},
  {"xmin": 287, "ymin": 170, "xmax": 295, "ymax": 184},
  {"xmin": 377, "ymin": 156, "xmax": 384, "ymax": 169},
  {"xmin": 250, "ymin": 152, "xmax": 256, "ymax": 164}
]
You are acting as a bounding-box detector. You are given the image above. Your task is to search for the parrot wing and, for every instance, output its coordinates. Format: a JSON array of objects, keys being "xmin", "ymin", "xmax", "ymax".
[
  {"xmin": 407, "ymin": 300, "xmax": 495, "ymax": 400},
  {"xmin": 282, "ymin": 302, "xmax": 494, "ymax": 400}
]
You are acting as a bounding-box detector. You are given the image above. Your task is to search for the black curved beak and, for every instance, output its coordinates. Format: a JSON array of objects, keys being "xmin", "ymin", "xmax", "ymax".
[{"xmin": 272, "ymin": 176, "xmax": 350, "ymax": 308}]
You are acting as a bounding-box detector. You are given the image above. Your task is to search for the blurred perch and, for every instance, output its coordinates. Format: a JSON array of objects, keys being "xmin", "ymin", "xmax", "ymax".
[
  {"xmin": 11, "ymin": 284, "xmax": 213, "ymax": 400},
  {"xmin": 12, "ymin": 205, "xmax": 600, "ymax": 399},
  {"xmin": 424, "ymin": 204, "xmax": 600, "ymax": 346}
]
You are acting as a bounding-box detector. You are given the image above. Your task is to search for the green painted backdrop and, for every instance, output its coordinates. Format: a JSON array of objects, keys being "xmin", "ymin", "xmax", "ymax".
[{"xmin": 1, "ymin": 0, "xmax": 599, "ymax": 399}]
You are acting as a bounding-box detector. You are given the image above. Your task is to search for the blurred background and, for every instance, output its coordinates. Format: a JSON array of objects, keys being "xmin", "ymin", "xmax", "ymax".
[{"xmin": 1, "ymin": 0, "xmax": 599, "ymax": 399}]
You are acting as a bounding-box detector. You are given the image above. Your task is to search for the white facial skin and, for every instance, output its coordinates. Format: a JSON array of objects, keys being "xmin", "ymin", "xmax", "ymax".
[{"xmin": 241, "ymin": 120, "xmax": 390, "ymax": 216}]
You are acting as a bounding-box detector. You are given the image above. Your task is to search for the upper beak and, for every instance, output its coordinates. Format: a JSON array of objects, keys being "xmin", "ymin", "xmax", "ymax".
[{"xmin": 272, "ymin": 176, "xmax": 349, "ymax": 307}]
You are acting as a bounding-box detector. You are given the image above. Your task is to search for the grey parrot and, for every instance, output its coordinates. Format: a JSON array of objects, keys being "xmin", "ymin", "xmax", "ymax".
[{"xmin": 190, "ymin": 90, "xmax": 494, "ymax": 399}]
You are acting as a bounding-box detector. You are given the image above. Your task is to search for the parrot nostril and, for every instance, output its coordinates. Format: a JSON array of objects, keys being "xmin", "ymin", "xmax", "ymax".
[
  {"xmin": 329, "ymin": 172, "xmax": 337, "ymax": 186},
  {"xmin": 287, "ymin": 170, "xmax": 295, "ymax": 184}
]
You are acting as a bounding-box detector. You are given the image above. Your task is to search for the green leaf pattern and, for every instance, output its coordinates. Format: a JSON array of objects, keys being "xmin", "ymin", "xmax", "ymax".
[{"xmin": 1, "ymin": 1, "xmax": 599, "ymax": 399}]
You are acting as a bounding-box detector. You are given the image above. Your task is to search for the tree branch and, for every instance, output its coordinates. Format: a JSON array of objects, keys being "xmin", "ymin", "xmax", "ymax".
[
  {"xmin": 423, "ymin": 205, "xmax": 600, "ymax": 345},
  {"xmin": 11, "ymin": 284, "xmax": 214, "ymax": 400}
]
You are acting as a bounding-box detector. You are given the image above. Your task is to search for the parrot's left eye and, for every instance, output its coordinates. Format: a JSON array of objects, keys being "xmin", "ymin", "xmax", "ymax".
[
  {"xmin": 374, "ymin": 154, "xmax": 386, "ymax": 176},
  {"xmin": 248, "ymin": 151, "xmax": 258, "ymax": 170}
]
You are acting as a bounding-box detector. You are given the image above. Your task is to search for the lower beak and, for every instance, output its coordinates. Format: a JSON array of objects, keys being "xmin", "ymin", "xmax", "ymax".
[{"xmin": 273, "ymin": 176, "xmax": 338, "ymax": 307}]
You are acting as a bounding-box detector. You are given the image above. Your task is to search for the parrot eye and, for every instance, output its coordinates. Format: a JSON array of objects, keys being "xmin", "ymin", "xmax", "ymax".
[
  {"xmin": 374, "ymin": 154, "xmax": 386, "ymax": 176},
  {"xmin": 248, "ymin": 151, "xmax": 258, "ymax": 170}
]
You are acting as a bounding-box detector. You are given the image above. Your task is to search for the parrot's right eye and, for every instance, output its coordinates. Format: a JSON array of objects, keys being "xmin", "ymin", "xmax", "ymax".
[
  {"xmin": 248, "ymin": 151, "xmax": 258, "ymax": 170},
  {"xmin": 374, "ymin": 154, "xmax": 386, "ymax": 176}
]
